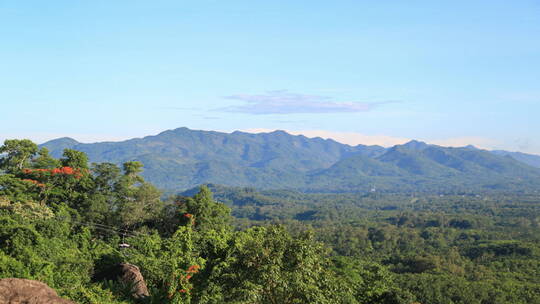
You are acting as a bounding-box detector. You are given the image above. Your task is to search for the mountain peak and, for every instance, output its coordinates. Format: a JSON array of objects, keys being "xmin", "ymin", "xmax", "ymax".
[
  {"xmin": 269, "ymin": 130, "xmax": 289, "ymax": 135},
  {"xmin": 40, "ymin": 137, "xmax": 80, "ymax": 157},
  {"xmin": 171, "ymin": 127, "xmax": 192, "ymax": 133},
  {"xmin": 401, "ymin": 140, "xmax": 429, "ymax": 150},
  {"xmin": 42, "ymin": 137, "xmax": 79, "ymax": 145}
]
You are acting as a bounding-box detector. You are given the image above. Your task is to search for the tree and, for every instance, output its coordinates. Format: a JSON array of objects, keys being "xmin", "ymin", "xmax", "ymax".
[
  {"xmin": 117, "ymin": 182, "xmax": 162, "ymax": 228},
  {"xmin": 31, "ymin": 147, "xmax": 61, "ymax": 169},
  {"xmin": 195, "ymin": 225, "xmax": 345, "ymax": 304},
  {"xmin": 123, "ymin": 161, "xmax": 143, "ymax": 178},
  {"xmin": 0, "ymin": 139, "xmax": 38, "ymax": 172},
  {"xmin": 331, "ymin": 256, "xmax": 414, "ymax": 304},
  {"xmin": 92, "ymin": 163, "xmax": 122, "ymax": 193},
  {"xmin": 180, "ymin": 186, "xmax": 232, "ymax": 233},
  {"xmin": 60, "ymin": 149, "xmax": 89, "ymax": 170},
  {"xmin": 114, "ymin": 161, "xmax": 162, "ymax": 228},
  {"xmin": 86, "ymin": 162, "xmax": 123, "ymax": 224}
]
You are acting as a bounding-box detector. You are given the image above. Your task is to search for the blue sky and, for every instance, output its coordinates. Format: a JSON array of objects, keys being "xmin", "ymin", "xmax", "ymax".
[{"xmin": 1, "ymin": 1, "xmax": 539, "ymax": 153}]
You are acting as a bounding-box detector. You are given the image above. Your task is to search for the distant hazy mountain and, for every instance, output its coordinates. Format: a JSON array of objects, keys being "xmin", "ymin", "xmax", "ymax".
[
  {"xmin": 491, "ymin": 150, "xmax": 540, "ymax": 168},
  {"xmin": 41, "ymin": 127, "xmax": 540, "ymax": 193},
  {"xmin": 309, "ymin": 144, "xmax": 540, "ymax": 192}
]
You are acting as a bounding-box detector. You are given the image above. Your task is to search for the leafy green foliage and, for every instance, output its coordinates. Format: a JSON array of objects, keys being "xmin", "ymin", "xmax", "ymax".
[
  {"xmin": 0, "ymin": 139, "xmax": 38, "ymax": 173},
  {"xmin": 1, "ymin": 139, "xmax": 540, "ymax": 303},
  {"xmin": 187, "ymin": 185, "xmax": 540, "ymax": 304},
  {"xmin": 206, "ymin": 226, "xmax": 341, "ymax": 303}
]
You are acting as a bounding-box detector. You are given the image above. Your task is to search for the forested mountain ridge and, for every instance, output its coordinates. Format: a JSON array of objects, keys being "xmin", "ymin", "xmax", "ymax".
[
  {"xmin": 41, "ymin": 127, "xmax": 540, "ymax": 193},
  {"xmin": 308, "ymin": 144, "xmax": 540, "ymax": 192},
  {"xmin": 491, "ymin": 150, "xmax": 540, "ymax": 168},
  {"xmin": 2, "ymin": 139, "xmax": 540, "ymax": 303}
]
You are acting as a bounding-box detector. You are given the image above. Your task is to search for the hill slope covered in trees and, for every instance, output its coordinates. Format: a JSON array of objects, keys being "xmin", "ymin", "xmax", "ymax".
[
  {"xmin": 41, "ymin": 128, "xmax": 540, "ymax": 193},
  {"xmin": 1, "ymin": 139, "xmax": 539, "ymax": 303}
]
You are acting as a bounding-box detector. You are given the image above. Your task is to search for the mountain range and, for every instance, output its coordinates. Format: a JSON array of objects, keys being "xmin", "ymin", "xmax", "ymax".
[{"xmin": 41, "ymin": 127, "xmax": 540, "ymax": 193}]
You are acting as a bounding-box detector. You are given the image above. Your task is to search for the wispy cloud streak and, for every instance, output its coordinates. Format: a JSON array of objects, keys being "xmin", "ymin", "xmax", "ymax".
[{"xmin": 218, "ymin": 90, "xmax": 396, "ymax": 114}]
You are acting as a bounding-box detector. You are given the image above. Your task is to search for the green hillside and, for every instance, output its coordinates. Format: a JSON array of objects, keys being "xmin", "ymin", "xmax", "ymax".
[
  {"xmin": 41, "ymin": 127, "xmax": 540, "ymax": 193},
  {"xmin": 2, "ymin": 139, "xmax": 540, "ymax": 304}
]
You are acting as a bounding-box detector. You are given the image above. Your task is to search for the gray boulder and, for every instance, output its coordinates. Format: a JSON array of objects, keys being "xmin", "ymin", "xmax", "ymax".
[{"xmin": 0, "ymin": 278, "xmax": 75, "ymax": 304}]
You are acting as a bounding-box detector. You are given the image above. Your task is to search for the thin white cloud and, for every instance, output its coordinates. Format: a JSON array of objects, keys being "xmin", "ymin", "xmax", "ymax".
[{"xmin": 219, "ymin": 90, "xmax": 396, "ymax": 115}]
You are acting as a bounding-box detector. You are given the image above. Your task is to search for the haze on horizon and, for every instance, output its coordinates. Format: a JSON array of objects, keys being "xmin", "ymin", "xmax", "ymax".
[{"xmin": 1, "ymin": 1, "xmax": 539, "ymax": 154}]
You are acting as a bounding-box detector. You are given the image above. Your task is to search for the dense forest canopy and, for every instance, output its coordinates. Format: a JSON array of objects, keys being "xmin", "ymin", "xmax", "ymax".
[{"xmin": 1, "ymin": 139, "xmax": 540, "ymax": 303}]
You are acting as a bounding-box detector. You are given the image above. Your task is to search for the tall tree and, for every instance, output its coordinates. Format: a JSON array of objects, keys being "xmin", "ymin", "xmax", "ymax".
[
  {"xmin": 114, "ymin": 161, "xmax": 162, "ymax": 228},
  {"xmin": 181, "ymin": 186, "xmax": 232, "ymax": 233},
  {"xmin": 0, "ymin": 139, "xmax": 38, "ymax": 172},
  {"xmin": 31, "ymin": 147, "xmax": 60, "ymax": 169},
  {"xmin": 60, "ymin": 149, "xmax": 89, "ymax": 170}
]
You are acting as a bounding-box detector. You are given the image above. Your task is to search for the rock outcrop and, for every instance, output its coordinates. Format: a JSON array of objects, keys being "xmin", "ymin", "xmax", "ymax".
[
  {"xmin": 0, "ymin": 278, "xmax": 74, "ymax": 304},
  {"xmin": 94, "ymin": 263, "xmax": 149, "ymax": 299}
]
